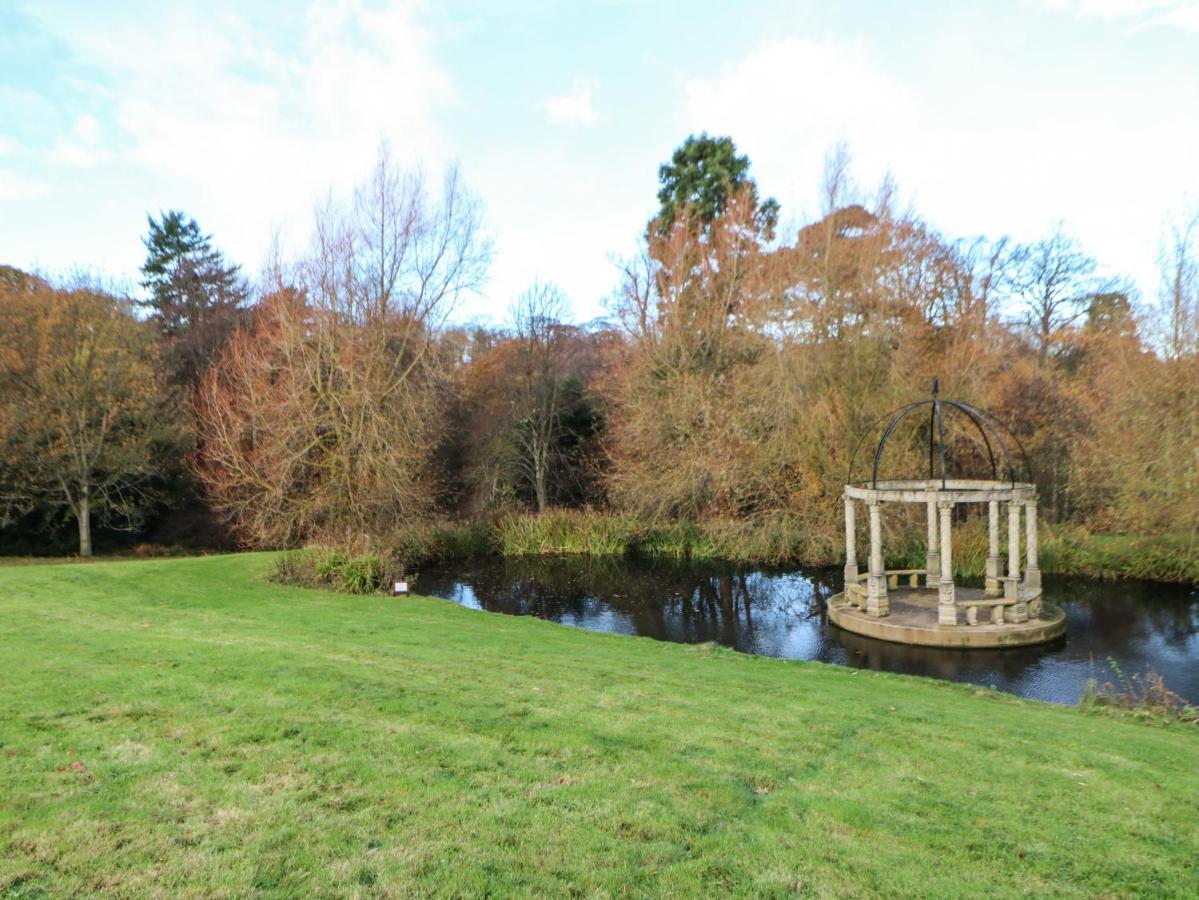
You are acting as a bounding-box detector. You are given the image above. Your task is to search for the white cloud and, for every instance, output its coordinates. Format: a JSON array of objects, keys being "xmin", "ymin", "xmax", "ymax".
[
  {"xmin": 49, "ymin": 114, "xmax": 105, "ymax": 167},
  {"xmin": 1033, "ymin": 0, "xmax": 1199, "ymax": 31},
  {"xmin": 1159, "ymin": 1, "xmax": 1199, "ymax": 28},
  {"xmin": 22, "ymin": 0, "xmax": 453, "ymax": 271},
  {"xmin": 680, "ymin": 35, "xmax": 1199, "ymax": 311},
  {"xmin": 682, "ymin": 37, "xmax": 922, "ymax": 218},
  {"xmin": 544, "ymin": 79, "xmax": 597, "ymax": 125},
  {"xmin": 0, "ymin": 169, "xmax": 49, "ymax": 201}
]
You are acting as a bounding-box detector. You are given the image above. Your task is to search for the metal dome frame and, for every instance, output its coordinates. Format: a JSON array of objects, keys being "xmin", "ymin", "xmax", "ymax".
[{"xmin": 845, "ymin": 378, "xmax": 1032, "ymax": 490}]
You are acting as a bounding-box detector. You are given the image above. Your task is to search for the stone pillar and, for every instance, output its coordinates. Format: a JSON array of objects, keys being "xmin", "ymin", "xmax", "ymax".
[
  {"xmin": 938, "ymin": 501, "xmax": 956, "ymax": 626},
  {"xmin": 985, "ymin": 500, "xmax": 1002, "ymax": 597},
  {"xmin": 925, "ymin": 498, "xmax": 940, "ymax": 585},
  {"xmin": 1024, "ymin": 498, "xmax": 1041, "ymax": 591},
  {"xmin": 866, "ymin": 501, "xmax": 889, "ymax": 618},
  {"xmin": 1006, "ymin": 501, "xmax": 1028, "ymax": 621},
  {"xmin": 843, "ymin": 496, "xmax": 858, "ymax": 589}
]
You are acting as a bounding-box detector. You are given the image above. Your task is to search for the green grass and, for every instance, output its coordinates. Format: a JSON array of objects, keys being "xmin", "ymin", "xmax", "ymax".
[{"xmin": 2, "ymin": 555, "xmax": 1197, "ymax": 897}]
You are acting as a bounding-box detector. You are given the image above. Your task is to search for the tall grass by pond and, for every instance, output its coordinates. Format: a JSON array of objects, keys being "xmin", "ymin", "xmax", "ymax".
[
  {"xmin": 272, "ymin": 511, "xmax": 1199, "ymax": 593},
  {"xmin": 887, "ymin": 522, "xmax": 1199, "ymax": 584},
  {"xmin": 1081, "ymin": 659, "xmax": 1199, "ymax": 727},
  {"xmin": 494, "ymin": 513, "xmax": 1199, "ymax": 583}
]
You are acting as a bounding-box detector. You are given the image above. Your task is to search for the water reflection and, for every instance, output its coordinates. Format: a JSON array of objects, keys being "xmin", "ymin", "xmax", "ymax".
[{"xmin": 417, "ymin": 556, "xmax": 1199, "ymax": 706}]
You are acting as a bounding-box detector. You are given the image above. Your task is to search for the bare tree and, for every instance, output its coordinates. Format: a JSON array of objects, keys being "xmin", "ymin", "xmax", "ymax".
[
  {"xmin": 958, "ymin": 235, "xmax": 1009, "ymax": 322},
  {"xmin": 194, "ymin": 146, "xmax": 492, "ymax": 545},
  {"xmin": 1159, "ymin": 203, "xmax": 1199, "ymax": 358},
  {"xmin": 1005, "ymin": 224, "xmax": 1114, "ymax": 363},
  {"xmin": 511, "ymin": 282, "xmax": 573, "ymax": 512}
]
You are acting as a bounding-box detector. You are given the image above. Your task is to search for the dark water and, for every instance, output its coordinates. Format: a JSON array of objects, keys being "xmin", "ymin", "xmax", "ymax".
[{"xmin": 418, "ymin": 555, "xmax": 1199, "ymax": 706}]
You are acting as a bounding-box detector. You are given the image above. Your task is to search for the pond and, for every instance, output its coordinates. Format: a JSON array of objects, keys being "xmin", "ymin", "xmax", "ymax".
[{"xmin": 418, "ymin": 555, "xmax": 1199, "ymax": 706}]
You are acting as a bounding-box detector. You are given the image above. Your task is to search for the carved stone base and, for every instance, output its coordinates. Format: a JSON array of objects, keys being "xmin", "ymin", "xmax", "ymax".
[
  {"xmin": 866, "ymin": 574, "xmax": 889, "ymax": 618},
  {"xmin": 938, "ymin": 579, "xmax": 956, "ymax": 626},
  {"xmin": 1009, "ymin": 601, "xmax": 1029, "ymax": 623},
  {"xmin": 1024, "ymin": 566, "xmax": 1041, "ymax": 590},
  {"xmin": 984, "ymin": 556, "xmax": 1003, "ymax": 596},
  {"xmin": 1004, "ymin": 577, "xmax": 1020, "ymax": 601}
]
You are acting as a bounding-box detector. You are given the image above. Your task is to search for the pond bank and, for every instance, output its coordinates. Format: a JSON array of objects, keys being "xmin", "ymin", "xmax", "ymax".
[
  {"xmin": 379, "ymin": 512, "xmax": 1199, "ymax": 585},
  {"xmin": 417, "ymin": 554, "xmax": 1199, "ymax": 706}
]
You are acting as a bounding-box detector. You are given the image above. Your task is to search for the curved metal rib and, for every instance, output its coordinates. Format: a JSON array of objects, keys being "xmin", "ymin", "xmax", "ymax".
[
  {"xmin": 846, "ymin": 401, "xmax": 927, "ymax": 485},
  {"xmin": 871, "ymin": 400, "xmax": 933, "ymax": 488},
  {"xmin": 1005, "ymin": 427, "xmax": 1035, "ymax": 486},
  {"xmin": 945, "ymin": 401, "xmax": 1018, "ymax": 486},
  {"xmin": 953, "ymin": 402, "xmax": 1036, "ymax": 486},
  {"xmin": 950, "ymin": 403, "xmax": 999, "ymax": 480}
]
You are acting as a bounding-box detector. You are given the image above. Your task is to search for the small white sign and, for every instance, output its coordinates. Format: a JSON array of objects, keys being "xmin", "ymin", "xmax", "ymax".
[{"xmin": 394, "ymin": 580, "xmax": 410, "ymax": 595}]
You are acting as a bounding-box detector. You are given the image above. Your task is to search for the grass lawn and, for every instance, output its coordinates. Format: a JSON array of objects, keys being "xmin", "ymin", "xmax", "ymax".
[{"xmin": 1, "ymin": 555, "xmax": 1196, "ymax": 897}]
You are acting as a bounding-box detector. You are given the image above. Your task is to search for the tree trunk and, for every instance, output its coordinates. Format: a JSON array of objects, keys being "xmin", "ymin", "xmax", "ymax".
[
  {"xmin": 533, "ymin": 444, "xmax": 549, "ymax": 513},
  {"xmin": 78, "ymin": 488, "xmax": 93, "ymax": 558}
]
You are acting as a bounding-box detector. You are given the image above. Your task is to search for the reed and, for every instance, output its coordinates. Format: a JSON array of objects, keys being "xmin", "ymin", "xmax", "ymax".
[
  {"xmin": 282, "ymin": 512, "xmax": 1199, "ymax": 586},
  {"xmin": 493, "ymin": 509, "xmax": 637, "ymax": 556}
]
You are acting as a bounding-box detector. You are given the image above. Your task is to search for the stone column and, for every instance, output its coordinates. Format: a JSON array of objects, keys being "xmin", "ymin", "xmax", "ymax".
[
  {"xmin": 938, "ymin": 501, "xmax": 956, "ymax": 626},
  {"xmin": 866, "ymin": 501, "xmax": 889, "ymax": 618},
  {"xmin": 985, "ymin": 500, "xmax": 1002, "ymax": 597},
  {"xmin": 843, "ymin": 496, "xmax": 858, "ymax": 589},
  {"xmin": 1024, "ymin": 498, "xmax": 1041, "ymax": 590},
  {"xmin": 925, "ymin": 498, "xmax": 940, "ymax": 585},
  {"xmin": 1006, "ymin": 501, "xmax": 1028, "ymax": 621}
]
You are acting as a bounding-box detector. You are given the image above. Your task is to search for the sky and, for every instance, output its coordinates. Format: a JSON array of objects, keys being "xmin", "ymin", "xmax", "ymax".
[{"xmin": 2, "ymin": 0, "xmax": 1197, "ymax": 324}]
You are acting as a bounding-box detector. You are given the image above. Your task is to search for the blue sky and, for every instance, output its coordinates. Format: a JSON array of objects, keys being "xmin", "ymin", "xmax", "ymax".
[{"xmin": 2, "ymin": 0, "xmax": 1197, "ymax": 322}]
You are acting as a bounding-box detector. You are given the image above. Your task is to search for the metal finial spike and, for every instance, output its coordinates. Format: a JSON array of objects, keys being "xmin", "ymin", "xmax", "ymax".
[{"xmin": 931, "ymin": 377, "xmax": 940, "ymax": 397}]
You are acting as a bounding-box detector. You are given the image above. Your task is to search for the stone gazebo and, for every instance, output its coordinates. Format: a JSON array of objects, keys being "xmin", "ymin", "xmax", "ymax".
[{"xmin": 827, "ymin": 382, "xmax": 1066, "ymax": 649}]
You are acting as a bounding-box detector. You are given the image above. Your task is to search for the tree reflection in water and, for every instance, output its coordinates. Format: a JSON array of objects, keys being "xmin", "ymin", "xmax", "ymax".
[{"xmin": 418, "ymin": 556, "xmax": 1199, "ymax": 706}]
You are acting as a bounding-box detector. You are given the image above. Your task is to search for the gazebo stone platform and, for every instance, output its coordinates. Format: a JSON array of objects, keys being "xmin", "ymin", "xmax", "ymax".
[
  {"xmin": 828, "ymin": 574, "xmax": 1065, "ymax": 649},
  {"xmin": 827, "ymin": 385, "xmax": 1066, "ymax": 649}
]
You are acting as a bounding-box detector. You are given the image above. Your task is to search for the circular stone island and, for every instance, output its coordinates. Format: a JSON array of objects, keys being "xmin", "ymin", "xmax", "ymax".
[
  {"xmin": 828, "ymin": 578, "xmax": 1066, "ymax": 649},
  {"xmin": 832, "ymin": 381, "xmax": 1067, "ymax": 650}
]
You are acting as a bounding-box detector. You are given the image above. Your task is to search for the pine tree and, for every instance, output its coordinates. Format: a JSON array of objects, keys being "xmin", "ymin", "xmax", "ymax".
[
  {"xmin": 140, "ymin": 211, "xmax": 248, "ymax": 385},
  {"xmin": 654, "ymin": 134, "xmax": 779, "ymax": 238}
]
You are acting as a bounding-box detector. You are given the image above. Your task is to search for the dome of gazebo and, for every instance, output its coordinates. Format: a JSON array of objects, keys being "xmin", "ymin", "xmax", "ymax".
[{"xmin": 847, "ymin": 378, "xmax": 1030, "ymax": 492}]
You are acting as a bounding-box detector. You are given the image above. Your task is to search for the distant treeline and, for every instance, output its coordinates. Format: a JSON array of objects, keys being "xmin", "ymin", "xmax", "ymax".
[{"xmin": 1, "ymin": 137, "xmax": 1196, "ymax": 576}]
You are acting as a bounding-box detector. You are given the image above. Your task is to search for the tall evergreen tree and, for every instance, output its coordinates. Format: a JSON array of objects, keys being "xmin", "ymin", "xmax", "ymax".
[
  {"xmin": 140, "ymin": 211, "xmax": 248, "ymax": 385},
  {"xmin": 654, "ymin": 134, "xmax": 779, "ymax": 238}
]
